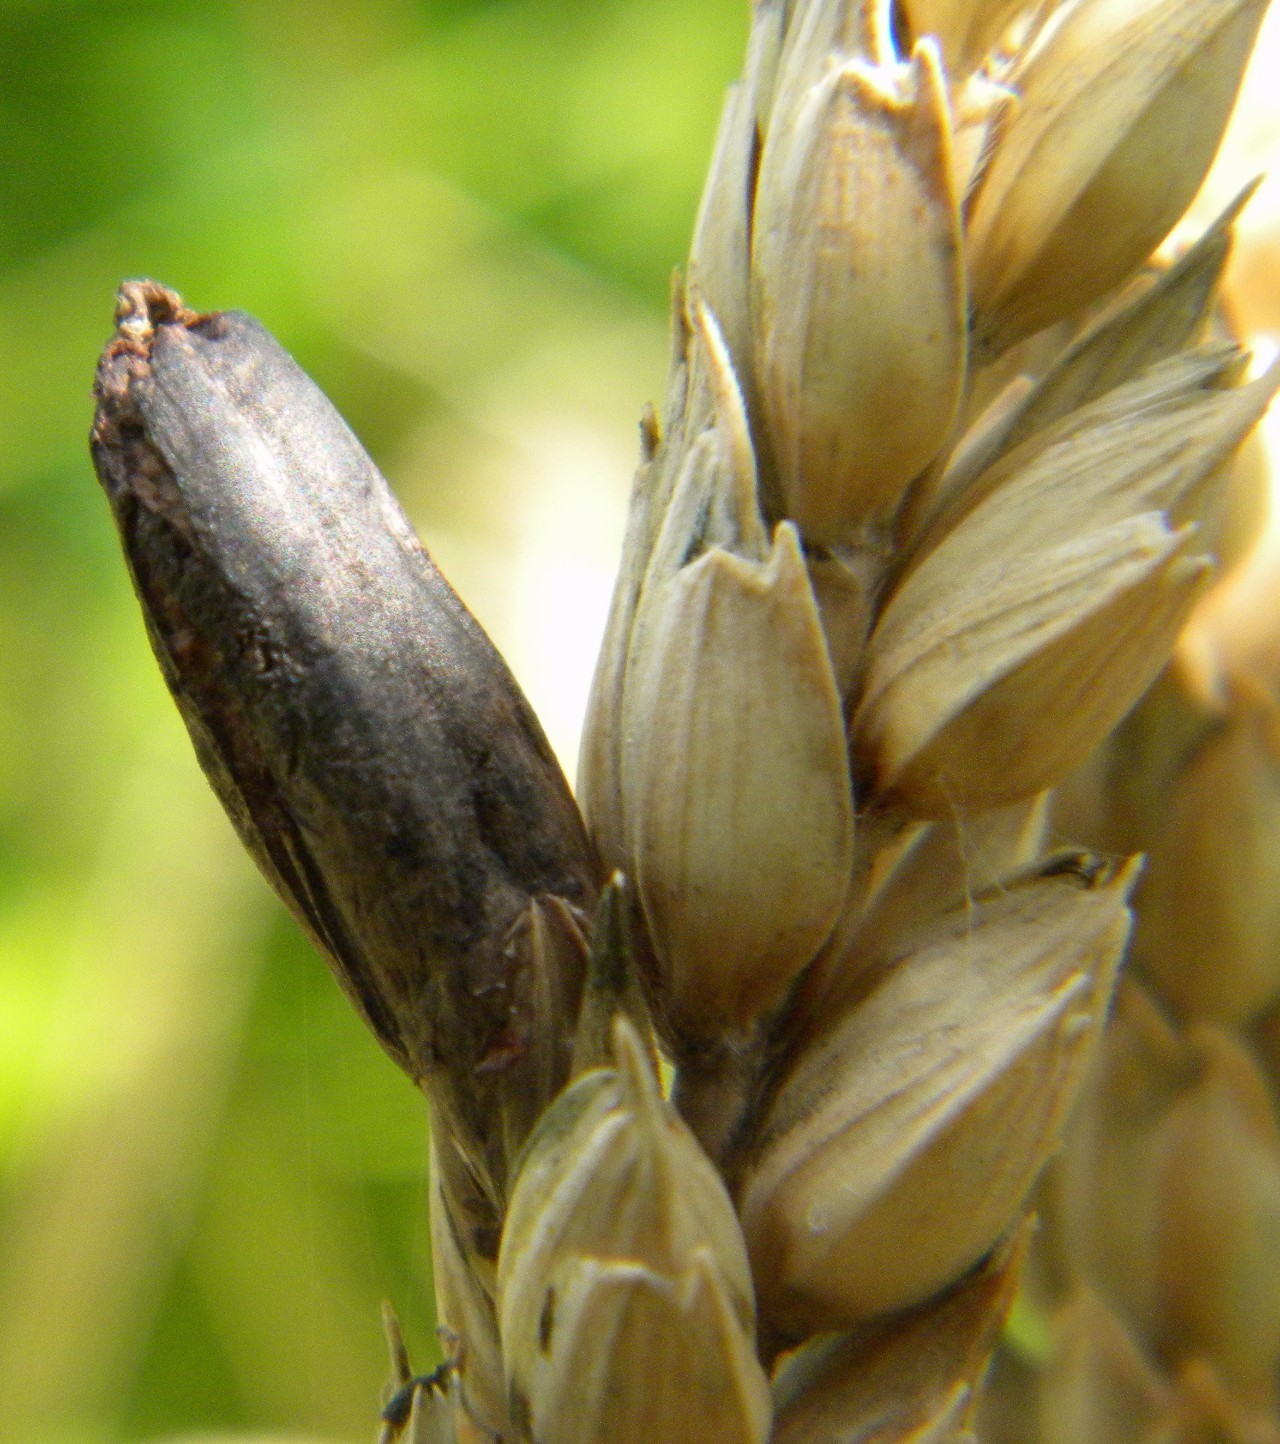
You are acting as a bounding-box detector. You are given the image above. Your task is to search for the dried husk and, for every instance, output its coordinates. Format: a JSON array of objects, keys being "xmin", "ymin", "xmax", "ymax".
[
  {"xmin": 1048, "ymin": 978, "xmax": 1189, "ymax": 1339},
  {"xmin": 428, "ymin": 1141, "xmax": 509, "ymax": 1439},
  {"xmin": 497, "ymin": 1019, "xmax": 765, "ymax": 1434},
  {"xmin": 771, "ymin": 1226, "xmax": 1026, "ymax": 1443},
  {"xmin": 623, "ymin": 520, "xmax": 854, "ymax": 1037},
  {"xmin": 519, "ymin": 1250, "xmax": 771, "ymax": 1444},
  {"xmin": 854, "ymin": 512, "xmax": 1210, "ymax": 814},
  {"xmin": 738, "ymin": 859, "xmax": 1134, "ymax": 1335},
  {"xmin": 1148, "ymin": 1029, "xmax": 1280, "ymax": 1408},
  {"xmin": 968, "ymin": 0, "xmax": 1269, "ymax": 353},
  {"xmin": 898, "ymin": 0, "xmax": 1029, "ymax": 75},
  {"xmin": 752, "ymin": 38, "xmax": 965, "ymax": 543}
]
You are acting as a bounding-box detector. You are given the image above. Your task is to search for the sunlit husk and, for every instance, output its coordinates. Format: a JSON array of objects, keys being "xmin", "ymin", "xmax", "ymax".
[
  {"xmin": 852, "ymin": 358, "xmax": 1280, "ymax": 818},
  {"xmin": 769, "ymin": 0, "xmax": 899, "ymax": 129},
  {"xmin": 519, "ymin": 1250, "xmax": 771, "ymax": 1444},
  {"xmin": 690, "ymin": 0, "xmax": 789, "ymax": 394},
  {"xmin": 854, "ymin": 512, "xmax": 1210, "ymax": 814},
  {"xmin": 623, "ymin": 518, "xmax": 853, "ymax": 1036},
  {"xmin": 826, "ymin": 795, "xmax": 1050, "ymax": 998},
  {"xmin": 899, "ymin": 0, "xmax": 1029, "ymax": 74},
  {"xmin": 738, "ymin": 861, "xmax": 1134, "ymax": 1335},
  {"xmin": 599, "ymin": 300, "xmax": 837, "ymax": 1041},
  {"xmin": 577, "ymin": 280, "xmax": 706, "ymax": 879},
  {"xmin": 915, "ymin": 350, "xmax": 1279, "ymax": 570},
  {"xmin": 785, "ymin": 796, "xmax": 1050, "ymax": 1038},
  {"xmin": 497, "ymin": 1021, "xmax": 754, "ymax": 1347},
  {"xmin": 752, "ymin": 39, "xmax": 965, "ymax": 543},
  {"xmin": 997, "ymin": 184, "xmax": 1257, "ymax": 456},
  {"xmin": 967, "ymin": 0, "xmax": 1269, "ymax": 354}
]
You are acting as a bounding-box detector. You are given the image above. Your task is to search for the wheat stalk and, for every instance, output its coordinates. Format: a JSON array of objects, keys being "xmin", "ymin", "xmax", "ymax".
[{"xmin": 88, "ymin": 1, "xmax": 1278, "ymax": 1440}]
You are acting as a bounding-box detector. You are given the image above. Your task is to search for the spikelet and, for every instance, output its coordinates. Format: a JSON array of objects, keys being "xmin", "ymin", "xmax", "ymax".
[
  {"xmin": 497, "ymin": 1018, "xmax": 770, "ymax": 1443},
  {"xmin": 1150, "ymin": 1029, "xmax": 1280, "ymax": 1406},
  {"xmin": 854, "ymin": 511, "xmax": 1210, "ymax": 812},
  {"xmin": 737, "ymin": 859, "xmax": 1133, "ymax": 1336},
  {"xmin": 967, "ymin": 0, "xmax": 1270, "ymax": 354},
  {"xmin": 618, "ymin": 306, "xmax": 854, "ymax": 1041},
  {"xmin": 752, "ymin": 31, "xmax": 966, "ymax": 542},
  {"xmin": 1136, "ymin": 708, "xmax": 1280, "ymax": 1024}
]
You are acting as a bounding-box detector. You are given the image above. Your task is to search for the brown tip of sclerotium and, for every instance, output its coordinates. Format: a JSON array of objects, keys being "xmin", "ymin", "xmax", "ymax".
[
  {"xmin": 93, "ymin": 281, "xmax": 201, "ymax": 454},
  {"xmin": 106, "ymin": 280, "xmax": 203, "ymax": 359}
]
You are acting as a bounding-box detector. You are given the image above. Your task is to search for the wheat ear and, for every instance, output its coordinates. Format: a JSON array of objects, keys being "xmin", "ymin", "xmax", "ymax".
[{"xmin": 90, "ymin": 1, "xmax": 1276, "ymax": 1439}]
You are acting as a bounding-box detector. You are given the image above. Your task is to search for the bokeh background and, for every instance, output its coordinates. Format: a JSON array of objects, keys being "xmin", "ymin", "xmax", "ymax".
[
  {"xmin": 2, "ymin": 3, "xmax": 1280, "ymax": 1442},
  {"xmin": 0, "ymin": 1, "xmax": 747, "ymax": 1439}
]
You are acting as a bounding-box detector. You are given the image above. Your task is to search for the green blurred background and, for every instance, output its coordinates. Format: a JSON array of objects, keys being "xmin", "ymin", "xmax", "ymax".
[{"xmin": 0, "ymin": 2, "xmax": 747, "ymax": 1439}]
